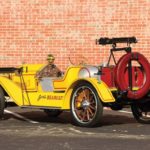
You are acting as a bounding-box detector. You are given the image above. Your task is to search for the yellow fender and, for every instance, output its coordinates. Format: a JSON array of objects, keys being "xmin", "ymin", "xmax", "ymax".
[
  {"xmin": 0, "ymin": 76, "xmax": 28, "ymax": 106},
  {"xmin": 62, "ymin": 78, "xmax": 115, "ymax": 109}
]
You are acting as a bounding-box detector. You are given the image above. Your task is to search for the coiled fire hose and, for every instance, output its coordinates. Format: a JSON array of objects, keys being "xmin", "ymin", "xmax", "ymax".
[{"xmin": 115, "ymin": 52, "xmax": 150, "ymax": 99}]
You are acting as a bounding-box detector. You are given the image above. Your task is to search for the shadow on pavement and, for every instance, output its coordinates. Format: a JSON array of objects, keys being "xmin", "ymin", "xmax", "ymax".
[{"xmin": 2, "ymin": 110, "xmax": 136, "ymax": 127}]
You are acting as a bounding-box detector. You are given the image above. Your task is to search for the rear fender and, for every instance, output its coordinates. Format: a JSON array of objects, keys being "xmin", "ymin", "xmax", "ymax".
[{"xmin": 62, "ymin": 78, "xmax": 115, "ymax": 109}]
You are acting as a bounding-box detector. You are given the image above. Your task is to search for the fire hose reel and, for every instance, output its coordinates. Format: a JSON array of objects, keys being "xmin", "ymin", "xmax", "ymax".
[{"xmin": 115, "ymin": 52, "xmax": 150, "ymax": 99}]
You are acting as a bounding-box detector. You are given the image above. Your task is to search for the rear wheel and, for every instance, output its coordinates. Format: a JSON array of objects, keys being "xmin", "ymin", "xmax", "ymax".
[
  {"xmin": 71, "ymin": 82, "xmax": 103, "ymax": 127},
  {"xmin": 0, "ymin": 87, "xmax": 5, "ymax": 119},
  {"xmin": 44, "ymin": 109, "xmax": 62, "ymax": 117},
  {"xmin": 131, "ymin": 101, "xmax": 150, "ymax": 124}
]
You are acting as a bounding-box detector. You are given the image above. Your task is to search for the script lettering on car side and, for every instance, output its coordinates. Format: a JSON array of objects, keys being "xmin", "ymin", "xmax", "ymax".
[{"xmin": 37, "ymin": 94, "xmax": 63, "ymax": 101}]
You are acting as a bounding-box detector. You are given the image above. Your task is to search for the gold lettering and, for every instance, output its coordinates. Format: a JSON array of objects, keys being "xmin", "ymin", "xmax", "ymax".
[
  {"xmin": 37, "ymin": 94, "xmax": 47, "ymax": 101},
  {"xmin": 37, "ymin": 95, "xmax": 63, "ymax": 101},
  {"xmin": 47, "ymin": 95, "xmax": 63, "ymax": 100}
]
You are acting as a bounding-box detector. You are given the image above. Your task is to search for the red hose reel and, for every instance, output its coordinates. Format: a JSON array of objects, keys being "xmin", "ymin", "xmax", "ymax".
[
  {"xmin": 97, "ymin": 37, "xmax": 150, "ymax": 99},
  {"xmin": 115, "ymin": 52, "xmax": 150, "ymax": 99}
]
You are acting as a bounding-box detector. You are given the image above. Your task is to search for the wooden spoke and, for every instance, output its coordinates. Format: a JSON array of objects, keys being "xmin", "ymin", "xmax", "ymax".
[
  {"xmin": 82, "ymin": 110, "xmax": 87, "ymax": 121},
  {"xmin": 86, "ymin": 109, "xmax": 90, "ymax": 121},
  {"xmin": 88, "ymin": 108, "xmax": 94, "ymax": 117},
  {"xmin": 75, "ymin": 109, "xmax": 83, "ymax": 120},
  {"xmin": 83, "ymin": 88, "xmax": 90, "ymax": 100},
  {"xmin": 89, "ymin": 95, "xmax": 96, "ymax": 104},
  {"xmin": 89, "ymin": 105, "xmax": 96, "ymax": 110}
]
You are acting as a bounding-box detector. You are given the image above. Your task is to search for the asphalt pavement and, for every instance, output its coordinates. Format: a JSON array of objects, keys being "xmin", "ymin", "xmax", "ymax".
[{"xmin": 0, "ymin": 106, "xmax": 150, "ymax": 150}]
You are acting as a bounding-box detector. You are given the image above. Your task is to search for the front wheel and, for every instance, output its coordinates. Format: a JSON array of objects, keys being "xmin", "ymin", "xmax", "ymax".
[
  {"xmin": 131, "ymin": 102, "xmax": 150, "ymax": 124},
  {"xmin": 71, "ymin": 82, "xmax": 103, "ymax": 127}
]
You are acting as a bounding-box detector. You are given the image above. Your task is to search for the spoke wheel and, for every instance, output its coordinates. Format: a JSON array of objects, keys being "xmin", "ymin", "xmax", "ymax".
[
  {"xmin": 0, "ymin": 87, "xmax": 5, "ymax": 119},
  {"xmin": 131, "ymin": 102, "xmax": 150, "ymax": 124},
  {"xmin": 71, "ymin": 82, "xmax": 103, "ymax": 127}
]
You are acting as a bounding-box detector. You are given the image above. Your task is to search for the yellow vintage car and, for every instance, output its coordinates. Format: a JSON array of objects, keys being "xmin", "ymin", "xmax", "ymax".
[
  {"xmin": 1, "ymin": 37, "xmax": 150, "ymax": 127},
  {"xmin": 0, "ymin": 63, "xmax": 116, "ymax": 127}
]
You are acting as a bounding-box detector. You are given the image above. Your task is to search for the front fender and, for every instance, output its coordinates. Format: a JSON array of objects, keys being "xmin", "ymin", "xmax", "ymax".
[
  {"xmin": 62, "ymin": 78, "xmax": 115, "ymax": 109},
  {"xmin": 0, "ymin": 76, "xmax": 25, "ymax": 106}
]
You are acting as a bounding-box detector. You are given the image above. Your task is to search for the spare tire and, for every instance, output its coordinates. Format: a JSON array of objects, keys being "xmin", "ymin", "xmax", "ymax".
[{"xmin": 116, "ymin": 52, "xmax": 150, "ymax": 99}]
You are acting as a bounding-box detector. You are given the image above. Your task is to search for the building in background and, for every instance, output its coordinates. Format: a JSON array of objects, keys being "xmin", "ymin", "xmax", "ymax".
[{"xmin": 0, "ymin": 0, "xmax": 150, "ymax": 70}]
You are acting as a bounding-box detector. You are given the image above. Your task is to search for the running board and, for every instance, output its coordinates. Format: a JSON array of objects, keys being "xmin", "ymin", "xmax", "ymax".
[{"xmin": 21, "ymin": 105, "xmax": 61, "ymax": 110}]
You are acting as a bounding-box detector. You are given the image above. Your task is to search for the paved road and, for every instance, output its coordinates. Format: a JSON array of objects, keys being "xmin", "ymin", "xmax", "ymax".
[{"xmin": 0, "ymin": 106, "xmax": 150, "ymax": 150}]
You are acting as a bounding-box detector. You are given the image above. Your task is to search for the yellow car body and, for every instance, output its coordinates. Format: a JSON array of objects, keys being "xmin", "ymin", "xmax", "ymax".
[{"xmin": 0, "ymin": 64, "xmax": 115, "ymax": 110}]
